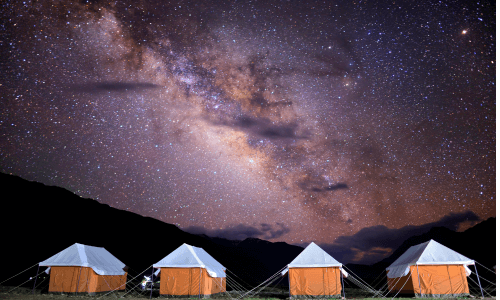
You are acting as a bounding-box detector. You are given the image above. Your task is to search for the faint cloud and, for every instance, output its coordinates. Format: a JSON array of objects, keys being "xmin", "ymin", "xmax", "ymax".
[
  {"xmin": 297, "ymin": 173, "xmax": 348, "ymax": 193},
  {"xmin": 350, "ymin": 247, "xmax": 393, "ymax": 263},
  {"xmin": 69, "ymin": 81, "xmax": 160, "ymax": 93},
  {"xmin": 184, "ymin": 222, "xmax": 291, "ymax": 240},
  {"xmin": 295, "ymin": 211, "xmax": 480, "ymax": 264}
]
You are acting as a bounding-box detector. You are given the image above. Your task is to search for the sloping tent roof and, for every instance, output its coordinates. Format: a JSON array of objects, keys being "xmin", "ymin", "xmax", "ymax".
[
  {"xmin": 283, "ymin": 242, "xmax": 343, "ymax": 275},
  {"xmin": 39, "ymin": 243, "xmax": 127, "ymax": 276},
  {"xmin": 289, "ymin": 242, "xmax": 342, "ymax": 267},
  {"xmin": 153, "ymin": 243, "xmax": 226, "ymax": 278},
  {"xmin": 386, "ymin": 239, "xmax": 474, "ymax": 278}
]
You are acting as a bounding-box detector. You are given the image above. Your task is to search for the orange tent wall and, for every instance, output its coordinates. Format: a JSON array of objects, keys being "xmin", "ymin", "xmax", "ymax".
[
  {"xmin": 387, "ymin": 265, "xmax": 469, "ymax": 296},
  {"xmin": 93, "ymin": 270, "xmax": 127, "ymax": 293},
  {"xmin": 387, "ymin": 266, "xmax": 419, "ymax": 295},
  {"xmin": 202, "ymin": 271, "xmax": 226, "ymax": 295},
  {"xmin": 289, "ymin": 267, "xmax": 342, "ymax": 297},
  {"xmin": 159, "ymin": 267, "xmax": 226, "ymax": 296},
  {"xmin": 47, "ymin": 266, "xmax": 127, "ymax": 294}
]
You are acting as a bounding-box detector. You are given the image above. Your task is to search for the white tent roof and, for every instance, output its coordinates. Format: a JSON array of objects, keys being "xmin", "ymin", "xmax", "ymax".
[
  {"xmin": 153, "ymin": 243, "xmax": 226, "ymax": 278},
  {"xmin": 386, "ymin": 239, "xmax": 474, "ymax": 278},
  {"xmin": 39, "ymin": 243, "xmax": 126, "ymax": 276},
  {"xmin": 288, "ymin": 242, "xmax": 342, "ymax": 268}
]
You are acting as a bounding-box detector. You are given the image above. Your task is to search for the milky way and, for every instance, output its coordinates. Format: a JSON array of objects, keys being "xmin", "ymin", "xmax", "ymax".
[{"xmin": 1, "ymin": 0, "xmax": 495, "ymax": 263}]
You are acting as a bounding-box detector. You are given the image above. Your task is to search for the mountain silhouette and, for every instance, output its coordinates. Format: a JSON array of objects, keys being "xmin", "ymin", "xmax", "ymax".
[
  {"xmin": 0, "ymin": 173, "xmax": 302, "ymax": 289},
  {"xmin": 0, "ymin": 172, "xmax": 495, "ymax": 292}
]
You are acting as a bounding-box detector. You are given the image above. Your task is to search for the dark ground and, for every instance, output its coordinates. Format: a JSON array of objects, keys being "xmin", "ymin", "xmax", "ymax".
[{"xmin": 0, "ymin": 286, "xmax": 495, "ymax": 300}]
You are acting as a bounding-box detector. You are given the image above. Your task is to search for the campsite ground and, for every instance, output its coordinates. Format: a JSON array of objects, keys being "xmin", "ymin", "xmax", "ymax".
[
  {"xmin": 0, "ymin": 294, "xmax": 495, "ymax": 300},
  {"xmin": 0, "ymin": 294, "xmax": 496, "ymax": 300},
  {"xmin": 1, "ymin": 286, "xmax": 494, "ymax": 300}
]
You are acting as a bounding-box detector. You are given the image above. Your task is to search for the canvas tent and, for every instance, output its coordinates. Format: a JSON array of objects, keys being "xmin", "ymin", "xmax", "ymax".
[
  {"xmin": 386, "ymin": 239, "xmax": 475, "ymax": 297},
  {"xmin": 39, "ymin": 243, "xmax": 128, "ymax": 295},
  {"xmin": 153, "ymin": 243, "xmax": 226, "ymax": 297},
  {"xmin": 282, "ymin": 242, "xmax": 347, "ymax": 298}
]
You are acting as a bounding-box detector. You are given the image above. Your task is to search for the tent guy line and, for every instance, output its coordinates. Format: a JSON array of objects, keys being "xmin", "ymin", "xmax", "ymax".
[{"xmin": 1, "ymin": 240, "xmax": 492, "ymax": 299}]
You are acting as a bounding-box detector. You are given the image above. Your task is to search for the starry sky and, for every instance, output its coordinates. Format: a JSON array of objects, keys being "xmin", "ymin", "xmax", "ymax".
[{"xmin": 1, "ymin": 0, "xmax": 495, "ymax": 264}]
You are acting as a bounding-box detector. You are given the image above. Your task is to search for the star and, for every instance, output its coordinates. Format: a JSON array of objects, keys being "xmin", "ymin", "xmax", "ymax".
[{"xmin": 0, "ymin": 0, "xmax": 494, "ymax": 264}]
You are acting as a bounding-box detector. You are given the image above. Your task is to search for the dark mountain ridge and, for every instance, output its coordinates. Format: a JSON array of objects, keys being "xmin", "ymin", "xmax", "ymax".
[
  {"xmin": 345, "ymin": 218, "xmax": 496, "ymax": 287},
  {"xmin": 0, "ymin": 172, "xmax": 302, "ymax": 287},
  {"xmin": 0, "ymin": 172, "xmax": 495, "ymax": 290}
]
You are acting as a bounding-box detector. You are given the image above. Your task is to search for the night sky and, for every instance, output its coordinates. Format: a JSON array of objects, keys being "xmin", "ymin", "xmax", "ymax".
[{"xmin": 1, "ymin": 0, "xmax": 495, "ymax": 264}]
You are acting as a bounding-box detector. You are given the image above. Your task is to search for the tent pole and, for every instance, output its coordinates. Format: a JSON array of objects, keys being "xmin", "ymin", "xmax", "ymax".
[
  {"xmin": 416, "ymin": 265, "xmax": 423, "ymax": 298},
  {"xmin": 75, "ymin": 267, "xmax": 83, "ymax": 294},
  {"xmin": 287, "ymin": 267, "xmax": 291, "ymax": 299},
  {"xmin": 340, "ymin": 267, "xmax": 345, "ymax": 299},
  {"xmin": 446, "ymin": 265, "xmax": 454, "ymax": 296},
  {"xmin": 199, "ymin": 267, "xmax": 201, "ymax": 300},
  {"xmin": 460, "ymin": 265, "xmax": 467, "ymax": 296},
  {"xmin": 322, "ymin": 267, "xmax": 326, "ymax": 296},
  {"xmin": 473, "ymin": 263, "xmax": 484, "ymax": 298},
  {"xmin": 86, "ymin": 269, "xmax": 90, "ymax": 293},
  {"xmin": 150, "ymin": 267, "xmax": 154, "ymax": 299},
  {"xmin": 32, "ymin": 264, "xmax": 40, "ymax": 295}
]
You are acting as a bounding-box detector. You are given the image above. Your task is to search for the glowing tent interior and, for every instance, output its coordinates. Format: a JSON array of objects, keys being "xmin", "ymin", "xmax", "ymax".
[
  {"xmin": 386, "ymin": 239, "xmax": 476, "ymax": 297},
  {"xmin": 39, "ymin": 243, "xmax": 128, "ymax": 295},
  {"xmin": 282, "ymin": 242, "xmax": 347, "ymax": 298},
  {"xmin": 153, "ymin": 243, "xmax": 226, "ymax": 297}
]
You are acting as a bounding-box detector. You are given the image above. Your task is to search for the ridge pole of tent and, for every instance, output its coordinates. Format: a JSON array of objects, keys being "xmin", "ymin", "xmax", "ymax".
[
  {"xmin": 473, "ymin": 263, "xmax": 484, "ymax": 298},
  {"xmin": 150, "ymin": 267, "xmax": 154, "ymax": 299},
  {"xmin": 75, "ymin": 266, "xmax": 82, "ymax": 294},
  {"xmin": 340, "ymin": 266, "xmax": 345, "ymax": 299},
  {"xmin": 32, "ymin": 264, "xmax": 40, "ymax": 295},
  {"xmin": 416, "ymin": 264, "xmax": 423, "ymax": 298}
]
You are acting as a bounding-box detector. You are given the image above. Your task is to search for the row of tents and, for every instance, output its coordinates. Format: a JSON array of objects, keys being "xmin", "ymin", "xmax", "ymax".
[{"xmin": 25, "ymin": 239, "xmax": 487, "ymax": 297}]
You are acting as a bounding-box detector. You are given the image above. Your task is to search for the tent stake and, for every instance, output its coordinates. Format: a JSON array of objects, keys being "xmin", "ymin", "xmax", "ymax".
[
  {"xmin": 32, "ymin": 264, "xmax": 40, "ymax": 295},
  {"xmin": 473, "ymin": 263, "xmax": 484, "ymax": 298},
  {"xmin": 340, "ymin": 267, "xmax": 345, "ymax": 299},
  {"xmin": 416, "ymin": 265, "xmax": 422, "ymax": 297}
]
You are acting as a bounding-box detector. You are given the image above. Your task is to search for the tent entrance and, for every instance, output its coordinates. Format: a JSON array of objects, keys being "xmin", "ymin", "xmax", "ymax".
[
  {"xmin": 159, "ymin": 267, "xmax": 226, "ymax": 297},
  {"xmin": 289, "ymin": 267, "xmax": 342, "ymax": 298}
]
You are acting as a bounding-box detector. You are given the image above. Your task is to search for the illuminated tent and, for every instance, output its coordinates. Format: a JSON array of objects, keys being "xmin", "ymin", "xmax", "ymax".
[
  {"xmin": 282, "ymin": 242, "xmax": 347, "ymax": 298},
  {"xmin": 39, "ymin": 243, "xmax": 128, "ymax": 295},
  {"xmin": 153, "ymin": 243, "xmax": 226, "ymax": 297},
  {"xmin": 386, "ymin": 239, "xmax": 474, "ymax": 297}
]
